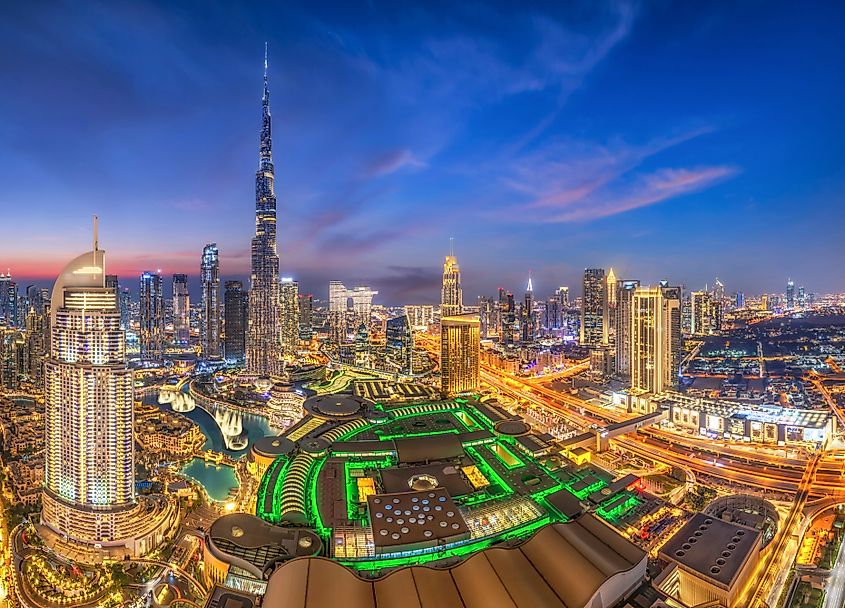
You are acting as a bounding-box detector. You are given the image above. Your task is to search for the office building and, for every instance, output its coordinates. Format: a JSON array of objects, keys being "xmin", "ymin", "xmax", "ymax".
[
  {"xmin": 247, "ymin": 47, "xmax": 281, "ymax": 376},
  {"xmin": 441, "ymin": 241, "xmax": 462, "ymax": 318},
  {"xmin": 440, "ymin": 313, "xmax": 480, "ymax": 396},
  {"xmin": 139, "ymin": 271, "xmax": 164, "ymax": 360},
  {"xmin": 691, "ymin": 290, "xmax": 721, "ymax": 336},
  {"xmin": 385, "ymin": 314, "xmax": 414, "ymax": 374},
  {"xmin": 279, "ymin": 278, "xmax": 299, "ymax": 357},
  {"xmin": 172, "ymin": 273, "xmax": 190, "ymax": 345},
  {"xmin": 224, "ymin": 281, "xmax": 248, "ymax": 363},
  {"xmin": 42, "ymin": 233, "xmax": 173, "ymax": 556},
  {"xmin": 581, "ymin": 268, "xmax": 606, "ymax": 347},
  {"xmin": 786, "ymin": 279, "xmax": 795, "ymax": 309},
  {"xmin": 201, "ymin": 243, "xmax": 222, "ymax": 358},
  {"xmin": 605, "ymin": 268, "xmax": 617, "ymax": 346},
  {"xmin": 630, "ymin": 284, "xmax": 681, "ymax": 394}
]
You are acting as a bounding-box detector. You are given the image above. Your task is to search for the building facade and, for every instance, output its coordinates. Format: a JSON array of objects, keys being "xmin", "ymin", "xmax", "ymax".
[
  {"xmin": 630, "ymin": 285, "xmax": 682, "ymax": 394},
  {"xmin": 581, "ymin": 268, "xmax": 606, "ymax": 347},
  {"xmin": 42, "ymin": 242, "xmax": 172, "ymax": 556},
  {"xmin": 139, "ymin": 271, "xmax": 164, "ymax": 360},
  {"xmin": 247, "ymin": 48, "xmax": 281, "ymax": 377},
  {"xmin": 279, "ymin": 278, "xmax": 299, "ymax": 357},
  {"xmin": 172, "ymin": 273, "xmax": 190, "ymax": 345},
  {"xmin": 441, "ymin": 244, "xmax": 462, "ymax": 318},
  {"xmin": 201, "ymin": 243, "xmax": 222, "ymax": 358},
  {"xmin": 224, "ymin": 280, "xmax": 248, "ymax": 363},
  {"xmin": 440, "ymin": 313, "xmax": 480, "ymax": 396}
]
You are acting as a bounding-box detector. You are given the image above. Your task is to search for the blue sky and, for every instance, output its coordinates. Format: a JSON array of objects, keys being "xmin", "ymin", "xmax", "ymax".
[{"xmin": 1, "ymin": 1, "xmax": 843, "ymax": 303}]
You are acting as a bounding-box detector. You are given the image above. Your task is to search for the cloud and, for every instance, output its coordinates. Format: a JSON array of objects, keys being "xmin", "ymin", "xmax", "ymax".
[
  {"xmin": 364, "ymin": 148, "xmax": 426, "ymax": 178},
  {"xmin": 495, "ymin": 127, "xmax": 736, "ymax": 223},
  {"xmin": 544, "ymin": 165, "xmax": 738, "ymax": 222}
]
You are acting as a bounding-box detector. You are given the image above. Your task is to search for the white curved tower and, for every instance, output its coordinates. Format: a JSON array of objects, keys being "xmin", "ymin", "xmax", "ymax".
[{"xmin": 42, "ymin": 229, "xmax": 173, "ymax": 556}]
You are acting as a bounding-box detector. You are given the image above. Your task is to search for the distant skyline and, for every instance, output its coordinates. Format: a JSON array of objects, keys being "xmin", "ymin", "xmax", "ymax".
[{"xmin": 1, "ymin": 1, "xmax": 844, "ymax": 303}]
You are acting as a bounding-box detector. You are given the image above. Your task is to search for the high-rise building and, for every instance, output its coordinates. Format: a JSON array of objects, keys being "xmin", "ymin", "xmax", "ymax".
[
  {"xmin": 521, "ymin": 274, "xmax": 535, "ymax": 343},
  {"xmin": 614, "ymin": 280, "xmax": 640, "ymax": 378},
  {"xmin": 349, "ymin": 285, "xmax": 378, "ymax": 329},
  {"xmin": 630, "ymin": 285, "xmax": 681, "ymax": 394},
  {"xmin": 0, "ymin": 272, "xmax": 19, "ymax": 327},
  {"xmin": 328, "ymin": 280, "xmax": 348, "ymax": 343},
  {"xmin": 200, "ymin": 244, "xmax": 221, "ymax": 358},
  {"xmin": 118, "ymin": 287, "xmax": 131, "ymax": 331},
  {"xmin": 441, "ymin": 241, "xmax": 462, "ymax": 318},
  {"xmin": 786, "ymin": 280, "xmax": 795, "ymax": 310},
  {"xmin": 298, "ymin": 293, "xmax": 313, "ymax": 339},
  {"xmin": 279, "ymin": 278, "xmax": 299, "ymax": 357},
  {"xmin": 224, "ymin": 280, "xmax": 248, "ymax": 363},
  {"xmin": 797, "ymin": 285, "xmax": 806, "ymax": 309},
  {"xmin": 386, "ymin": 313, "xmax": 414, "ymax": 375},
  {"xmin": 478, "ymin": 296, "xmax": 498, "ymax": 339},
  {"xmin": 247, "ymin": 46, "xmax": 281, "ymax": 377},
  {"xmin": 605, "ymin": 268, "xmax": 617, "ymax": 347},
  {"xmin": 500, "ymin": 290, "xmax": 516, "ymax": 345},
  {"xmin": 405, "ymin": 305, "xmax": 435, "ymax": 329},
  {"xmin": 42, "ymin": 234, "xmax": 169, "ymax": 555},
  {"xmin": 139, "ymin": 271, "xmax": 164, "ymax": 360},
  {"xmin": 172, "ymin": 273, "xmax": 190, "ymax": 345},
  {"xmin": 440, "ymin": 313, "xmax": 480, "ymax": 396},
  {"xmin": 690, "ymin": 291, "xmax": 721, "ymax": 336},
  {"xmin": 581, "ymin": 268, "xmax": 606, "ymax": 347}
]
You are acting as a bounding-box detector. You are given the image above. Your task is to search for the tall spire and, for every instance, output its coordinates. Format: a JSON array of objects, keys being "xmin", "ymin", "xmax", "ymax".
[
  {"xmin": 449, "ymin": 236, "xmax": 454, "ymax": 258},
  {"xmin": 259, "ymin": 42, "xmax": 272, "ymax": 171},
  {"xmin": 527, "ymin": 270, "xmax": 533, "ymax": 293}
]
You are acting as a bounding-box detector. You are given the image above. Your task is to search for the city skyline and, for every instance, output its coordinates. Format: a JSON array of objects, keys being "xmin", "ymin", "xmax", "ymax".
[{"xmin": 2, "ymin": 2, "xmax": 845, "ymax": 303}]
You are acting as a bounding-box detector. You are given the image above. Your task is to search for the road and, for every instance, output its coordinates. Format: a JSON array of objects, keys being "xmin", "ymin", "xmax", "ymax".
[{"xmin": 822, "ymin": 533, "xmax": 845, "ymax": 608}]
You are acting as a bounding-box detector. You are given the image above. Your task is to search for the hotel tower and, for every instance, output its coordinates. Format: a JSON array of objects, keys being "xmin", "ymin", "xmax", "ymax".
[{"xmin": 41, "ymin": 224, "xmax": 173, "ymax": 557}]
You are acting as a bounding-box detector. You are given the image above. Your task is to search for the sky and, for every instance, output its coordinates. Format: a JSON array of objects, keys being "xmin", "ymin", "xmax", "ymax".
[{"xmin": 1, "ymin": 0, "xmax": 844, "ymax": 304}]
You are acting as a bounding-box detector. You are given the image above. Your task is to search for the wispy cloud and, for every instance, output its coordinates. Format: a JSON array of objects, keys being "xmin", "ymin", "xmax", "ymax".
[
  {"xmin": 363, "ymin": 148, "xmax": 426, "ymax": 178},
  {"xmin": 495, "ymin": 127, "xmax": 736, "ymax": 223}
]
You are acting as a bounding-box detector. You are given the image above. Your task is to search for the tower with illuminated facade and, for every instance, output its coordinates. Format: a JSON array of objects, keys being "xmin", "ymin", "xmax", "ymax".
[
  {"xmin": 172, "ymin": 273, "xmax": 190, "ymax": 345},
  {"xmin": 629, "ymin": 284, "xmax": 682, "ymax": 394},
  {"xmin": 42, "ymin": 224, "xmax": 173, "ymax": 556},
  {"xmin": 441, "ymin": 240, "xmax": 462, "ymax": 318},
  {"xmin": 139, "ymin": 271, "xmax": 164, "ymax": 360},
  {"xmin": 581, "ymin": 268, "xmax": 606, "ymax": 347},
  {"xmin": 201, "ymin": 243, "xmax": 222, "ymax": 358},
  {"xmin": 440, "ymin": 313, "xmax": 480, "ymax": 396},
  {"xmin": 279, "ymin": 277, "xmax": 299, "ymax": 358},
  {"xmin": 247, "ymin": 44, "xmax": 281, "ymax": 376}
]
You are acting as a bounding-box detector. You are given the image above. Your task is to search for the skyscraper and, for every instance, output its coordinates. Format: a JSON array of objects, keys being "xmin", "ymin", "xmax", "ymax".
[
  {"xmin": 139, "ymin": 271, "xmax": 164, "ymax": 360},
  {"xmin": 201, "ymin": 244, "xmax": 221, "ymax": 358},
  {"xmin": 386, "ymin": 313, "xmax": 414, "ymax": 375},
  {"xmin": 298, "ymin": 293, "xmax": 313, "ymax": 339},
  {"xmin": 279, "ymin": 277, "xmax": 299, "ymax": 357},
  {"xmin": 786, "ymin": 279, "xmax": 795, "ymax": 310},
  {"xmin": 0, "ymin": 272, "xmax": 18, "ymax": 327},
  {"xmin": 605, "ymin": 268, "xmax": 617, "ymax": 346},
  {"xmin": 328, "ymin": 280, "xmax": 348, "ymax": 343},
  {"xmin": 690, "ymin": 291, "xmax": 711, "ymax": 336},
  {"xmin": 581, "ymin": 268, "xmax": 606, "ymax": 347},
  {"xmin": 440, "ymin": 313, "xmax": 480, "ymax": 396},
  {"xmin": 614, "ymin": 280, "xmax": 640, "ymax": 378},
  {"xmin": 349, "ymin": 285, "xmax": 378, "ymax": 329},
  {"xmin": 42, "ymin": 231, "xmax": 168, "ymax": 555},
  {"xmin": 441, "ymin": 240, "xmax": 462, "ymax": 318},
  {"xmin": 172, "ymin": 273, "xmax": 190, "ymax": 345},
  {"xmin": 521, "ymin": 274, "xmax": 535, "ymax": 343},
  {"xmin": 478, "ymin": 296, "xmax": 498, "ymax": 339},
  {"xmin": 630, "ymin": 285, "xmax": 681, "ymax": 394},
  {"xmin": 247, "ymin": 45, "xmax": 281, "ymax": 376},
  {"xmin": 224, "ymin": 280, "xmax": 248, "ymax": 363}
]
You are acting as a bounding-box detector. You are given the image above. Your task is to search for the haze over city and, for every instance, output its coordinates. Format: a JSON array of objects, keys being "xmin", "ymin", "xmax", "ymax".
[{"xmin": 2, "ymin": 1, "xmax": 844, "ymax": 303}]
